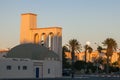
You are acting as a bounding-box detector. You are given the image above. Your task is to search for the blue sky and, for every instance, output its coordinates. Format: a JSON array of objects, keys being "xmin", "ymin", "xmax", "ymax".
[{"xmin": 0, "ymin": 0, "xmax": 120, "ymax": 50}]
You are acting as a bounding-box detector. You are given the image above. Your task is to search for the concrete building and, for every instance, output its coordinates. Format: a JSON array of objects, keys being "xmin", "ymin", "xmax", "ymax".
[
  {"xmin": 0, "ymin": 13, "xmax": 62, "ymax": 79},
  {"xmin": 0, "ymin": 49, "xmax": 9, "ymax": 58},
  {"xmin": 65, "ymin": 50, "xmax": 119, "ymax": 63},
  {"xmin": 20, "ymin": 13, "xmax": 62, "ymax": 60},
  {"xmin": 0, "ymin": 58, "xmax": 34, "ymax": 79},
  {"xmin": 0, "ymin": 43, "xmax": 61, "ymax": 79}
]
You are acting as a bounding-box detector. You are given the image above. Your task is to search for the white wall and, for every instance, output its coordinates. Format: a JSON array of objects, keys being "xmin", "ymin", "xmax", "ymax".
[
  {"xmin": 0, "ymin": 58, "xmax": 34, "ymax": 79},
  {"xmin": 43, "ymin": 60, "xmax": 62, "ymax": 78},
  {"xmin": 0, "ymin": 52, "xmax": 7, "ymax": 58},
  {"xmin": 33, "ymin": 60, "xmax": 43, "ymax": 78},
  {"xmin": 0, "ymin": 58, "xmax": 62, "ymax": 79}
]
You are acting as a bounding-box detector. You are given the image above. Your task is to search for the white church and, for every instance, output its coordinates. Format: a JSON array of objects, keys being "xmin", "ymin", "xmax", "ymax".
[{"xmin": 0, "ymin": 13, "xmax": 62, "ymax": 79}]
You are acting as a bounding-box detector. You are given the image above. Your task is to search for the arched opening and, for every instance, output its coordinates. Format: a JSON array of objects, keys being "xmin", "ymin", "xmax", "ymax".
[
  {"xmin": 41, "ymin": 33, "xmax": 46, "ymax": 46},
  {"xmin": 48, "ymin": 32, "xmax": 54, "ymax": 50},
  {"xmin": 34, "ymin": 33, "xmax": 39, "ymax": 44}
]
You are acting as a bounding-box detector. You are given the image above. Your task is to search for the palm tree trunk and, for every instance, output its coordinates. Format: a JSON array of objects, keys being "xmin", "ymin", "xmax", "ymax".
[
  {"xmin": 85, "ymin": 50, "xmax": 87, "ymax": 63},
  {"xmin": 84, "ymin": 50, "xmax": 87, "ymax": 73},
  {"xmin": 89, "ymin": 53, "xmax": 90, "ymax": 62},
  {"xmin": 106, "ymin": 56, "xmax": 109, "ymax": 74},
  {"xmin": 71, "ymin": 49, "xmax": 74, "ymax": 78}
]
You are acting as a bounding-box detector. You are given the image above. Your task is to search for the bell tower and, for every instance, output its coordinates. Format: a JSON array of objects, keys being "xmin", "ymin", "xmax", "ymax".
[
  {"xmin": 20, "ymin": 13, "xmax": 37, "ymax": 44},
  {"xmin": 20, "ymin": 13, "xmax": 62, "ymax": 76},
  {"xmin": 20, "ymin": 13, "xmax": 62, "ymax": 60}
]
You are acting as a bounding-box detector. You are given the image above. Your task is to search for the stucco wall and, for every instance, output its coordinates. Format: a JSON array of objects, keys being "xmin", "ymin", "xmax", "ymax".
[
  {"xmin": 0, "ymin": 58, "xmax": 62, "ymax": 79},
  {"xmin": 0, "ymin": 58, "xmax": 34, "ymax": 79},
  {"xmin": 43, "ymin": 60, "xmax": 62, "ymax": 78}
]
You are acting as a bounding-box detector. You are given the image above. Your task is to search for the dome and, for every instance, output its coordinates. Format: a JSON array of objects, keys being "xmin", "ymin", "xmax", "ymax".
[{"xmin": 6, "ymin": 43, "xmax": 59, "ymax": 60}]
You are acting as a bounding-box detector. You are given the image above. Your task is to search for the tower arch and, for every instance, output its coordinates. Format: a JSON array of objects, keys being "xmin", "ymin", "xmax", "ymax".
[
  {"xmin": 48, "ymin": 32, "xmax": 54, "ymax": 50},
  {"xmin": 40, "ymin": 33, "xmax": 47, "ymax": 46},
  {"xmin": 34, "ymin": 33, "xmax": 39, "ymax": 44}
]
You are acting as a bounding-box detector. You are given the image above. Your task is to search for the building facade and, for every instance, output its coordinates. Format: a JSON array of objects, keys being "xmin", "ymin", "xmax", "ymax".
[
  {"xmin": 65, "ymin": 50, "xmax": 119, "ymax": 63},
  {"xmin": 0, "ymin": 13, "xmax": 62, "ymax": 79},
  {"xmin": 0, "ymin": 58, "xmax": 61, "ymax": 79},
  {"xmin": 20, "ymin": 13, "xmax": 62, "ymax": 60},
  {"xmin": 0, "ymin": 49, "xmax": 9, "ymax": 58}
]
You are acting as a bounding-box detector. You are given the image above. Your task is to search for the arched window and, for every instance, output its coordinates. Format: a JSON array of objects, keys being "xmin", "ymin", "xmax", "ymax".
[
  {"xmin": 48, "ymin": 32, "xmax": 54, "ymax": 50},
  {"xmin": 34, "ymin": 33, "xmax": 39, "ymax": 44},
  {"xmin": 41, "ymin": 33, "xmax": 46, "ymax": 46},
  {"xmin": 41, "ymin": 33, "xmax": 45, "ymax": 41}
]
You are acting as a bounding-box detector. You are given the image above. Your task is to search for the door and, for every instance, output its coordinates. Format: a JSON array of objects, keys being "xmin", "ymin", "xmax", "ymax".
[{"xmin": 36, "ymin": 67, "xmax": 39, "ymax": 78}]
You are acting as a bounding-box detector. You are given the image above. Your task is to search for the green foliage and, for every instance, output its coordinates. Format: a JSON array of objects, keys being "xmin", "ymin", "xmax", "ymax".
[
  {"xmin": 74, "ymin": 60, "xmax": 85, "ymax": 70},
  {"xmin": 88, "ymin": 46, "xmax": 93, "ymax": 54},
  {"xmin": 102, "ymin": 38, "xmax": 118, "ymax": 73},
  {"xmin": 62, "ymin": 46, "xmax": 71, "ymax": 69},
  {"xmin": 74, "ymin": 60, "xmax": 98, "ymax": 73},
  {"xmin": 68, "ymin": 39, "xmax": 81, "ymax": 52},
  {"xmin": 97, "ymin": 46, "xmax": 103, "ymax": 53},
  {"xmin": 102, "ymin": 38, "xmax": 117, "ymax": 57}
]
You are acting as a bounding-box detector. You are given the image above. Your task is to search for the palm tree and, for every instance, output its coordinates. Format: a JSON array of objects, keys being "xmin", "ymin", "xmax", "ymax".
[
  {"xmin": 84, "ymin": 45, "xmax": 89, "ymax": 63},
  {"xmin": 87, "ymin": 46, "xmax": 93, "ymax": 73},
  {"xmin": 117, "ymin": 52, "xmax": 120, "ymax": 72},
  {"xmin": 62, "ymin": 46, "xmax": 70, "ymax": 69},
  {"xmin": 67, "ymin": 39, "xmax": 81, "ymax": 78},
  {"xmin": 102, "ymin": 38, "xmax": 117, "ymax": 73},
  {"xmin": 97, "ymin": 46, "xmax": 103, "ymax": 54},
  {"xmin": 84, "ymin": 44, "xmax": 89, "ymax": 73},
  {"xmin": 96, "ymin": 46, "xmax": 103, "ymax": 73},
  {"xmin": 84, "ymin": 45, "xmax": 92, "ymax": 73},
  {"xmin": 88, "ymin": 46, "xmax": 93, "ymax": 62}
]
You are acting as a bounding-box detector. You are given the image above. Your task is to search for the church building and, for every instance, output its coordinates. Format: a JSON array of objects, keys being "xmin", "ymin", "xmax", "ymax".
[{"xmin": 0, "ymin": 13, "xmax": 62, "ymax": 79}]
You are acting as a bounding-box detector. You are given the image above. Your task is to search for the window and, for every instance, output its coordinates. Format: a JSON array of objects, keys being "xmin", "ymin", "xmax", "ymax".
[
  {"xmin": 48, "ymin": 68, "xmax": 50, "ymax": 74},
  {"xmin": 23, "ymin": 66, "xmax": 27, "ymax": 70},
  {"xmin": 18, "ymin": 66, "xmax": 20, "ymax": 70},
  {"xmin": 6, "ymin": 65, "xmax": 11, "ymax": 70}
]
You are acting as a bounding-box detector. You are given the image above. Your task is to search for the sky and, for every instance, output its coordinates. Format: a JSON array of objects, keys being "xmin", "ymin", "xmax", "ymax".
[{"xmin": 0, "ymin": 0, "xmax": 120, "ymax": 50}]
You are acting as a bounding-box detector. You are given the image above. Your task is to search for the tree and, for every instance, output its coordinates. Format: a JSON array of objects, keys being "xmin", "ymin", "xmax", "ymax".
[
  {"xmin": 97, "ymin": 46, "xmax": 103, "ymax": 53},
  {"xmin": 74, "ymin": 60, "xmax": 85, "ymax": 71},
  {"xmin": 87, "ymin": 46, "xmax": 93, "ymax": 62},
  {"xmin": 102, "ymin": 38, "xmax": 117, "ymax": 73},
  {"xmin": 62, "ymin": 46, "xmax": 71, "ymax": 69},
  {"xmin": 84, "ymin": 45, "xmax": 89, "ymax": 63},
  {"xmin": 96, "ymin": 46, "xmax": 103, "ymax": 73},
  {"xmin": 67, "ymin": 39, "xmax": 81, "ymax": 78},
  {"xmin": 84, "ymin": 44, "xmax": 93, "ymax": 73},
  {"xmin": 117, "ymin": 52, "xmax": 120, "ymax": 71}
]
